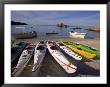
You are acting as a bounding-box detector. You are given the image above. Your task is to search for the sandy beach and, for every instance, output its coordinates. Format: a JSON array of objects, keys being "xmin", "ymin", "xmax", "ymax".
[{"xmin": 11, "ymin": 37, "xmax": 100, "ymax": 77}]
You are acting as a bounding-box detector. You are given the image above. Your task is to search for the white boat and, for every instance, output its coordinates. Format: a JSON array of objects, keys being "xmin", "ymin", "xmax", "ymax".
[
  {"xmin": 12, "ymin": 44, "xmax": 35, "ymax": 76},
  {"xmin": 32, "ymin": 41, "xmax": 47, "ymax": 72},
  {"xmin": 56, "ymin": 42, "xmax": 82, "ymax": 60},
  {"xmin": 47, "ymin": 41, "xmax": 77, "ymax": 73},
  {"xmin": 69, "ymin": 31, "xmax": 86, "ymax": 39},
  {"xmin": 15, "ymin": 27, "xmax": 25, "ymax": 29}
]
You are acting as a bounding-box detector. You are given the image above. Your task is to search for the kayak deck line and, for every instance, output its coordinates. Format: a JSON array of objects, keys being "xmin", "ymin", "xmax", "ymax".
[{"xmin": 55, "ymin": 56, "xmax": 77, "ymax": 70}]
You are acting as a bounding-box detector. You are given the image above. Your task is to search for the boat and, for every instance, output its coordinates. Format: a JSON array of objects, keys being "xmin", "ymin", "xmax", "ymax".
[
  {"xmin": 69, "ymin": 31, "xmax": 86, "ymax": 39},
  {"xmin": 72, "ymin": 26, "xmax": 82, "ymax": 29},
  {"xmin": 56, "ymin": 42, "xmax": 82, "ymax": 60},
  {"xmin": 68, "ymin": 42, "xmax": 100, "ymax": 58},
  {"xmin": 11, "ymin": 42, "xmax": 28, "ymax": 70},
  {"xmin": 12, "ymin": 31, "xmax": 37, "ymax": 39},
  {"xmin": 32, "ymin": 41, "xmax": 47, "ymax": 72},
  {"xmin": 12, "ymin": 44, "xmax": 35, "ymax": 76},
  {"xmin": 47, "ymin": 41, "xmax": 77, "ymax": 73},
  {"xmin": 87, "ymin": 29, "xmax": 100, "ymax": 32},
  {"xmin": 87, "ymin": 27, "xmax": 100, "ymax": 32},
  {"xmin": 15, "ymin": 27, "xmax": 25, "ymax": 29},
  {"xmin": 62, "ymin": 41, "xmax": 96, "ymax": 59},
  {"xmin": 46, "ymin": 31, "xmax": 58, "ymax": 35},
  {"xmin": 46, "ymin": 32, "xmax": 58, "ymax": 35},
  {"xmin": 11, "ymin": 42, "xmax": 28, "ymax": 63}
]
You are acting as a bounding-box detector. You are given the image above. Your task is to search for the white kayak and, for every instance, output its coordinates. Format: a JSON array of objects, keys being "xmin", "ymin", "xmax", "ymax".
[
  {"xmin": 12, "ymin": 44, "xmax": 35, "ymax": 76},
  {"xmin": 56, "ymin": 42, "xmax": 82, "ymax": 60},
  {"xmin": 32, "ymin": 41, "xmax": 47, "ymax": 72},
  {"xmin": 47, "ymin": 41, "xmax": 77, "ymax": 73}
]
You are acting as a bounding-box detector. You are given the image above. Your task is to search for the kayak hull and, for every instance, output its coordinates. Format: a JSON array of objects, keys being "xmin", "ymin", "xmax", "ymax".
[
  {"xmin": 62, "ymin": 42, "xmax": 96, "ymax": 59},
  {"xmin": 32, "ymin": 42, "xmax": 47, "ymax": 72},
  {"xmin": 47, "ymin": 41, "xmax": 77, "ymax": 73},
  {"xmin": 12, "ymin": 44, "xmax": 35, "ymax": 76},
  {"xmin": 56, "ymin": 42, "xmax": 82, "ymax": 60},
  {"xmin": 69, "ymin": 42, "xmax": 100, "ymax": 58}
]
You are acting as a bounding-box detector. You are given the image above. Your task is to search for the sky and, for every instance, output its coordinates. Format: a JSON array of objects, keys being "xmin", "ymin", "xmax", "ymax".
[{"xmin": 11, "ymin": 11, "xmax": 100, "ymax": 26}]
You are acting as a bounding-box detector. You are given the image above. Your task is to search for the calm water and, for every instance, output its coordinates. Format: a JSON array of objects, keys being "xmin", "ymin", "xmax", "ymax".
[{"xmin": 11, "ymin": 25, "xmax": 100, "ymax": 39}]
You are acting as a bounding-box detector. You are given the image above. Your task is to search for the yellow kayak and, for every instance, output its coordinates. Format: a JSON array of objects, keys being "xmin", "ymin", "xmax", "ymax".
[{"xmin": 65, "ymin": 45, "xmax": 96, "ymax": 59}]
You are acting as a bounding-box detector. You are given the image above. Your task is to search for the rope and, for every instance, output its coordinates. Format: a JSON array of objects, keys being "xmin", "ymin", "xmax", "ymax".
[{"xmin": 55, "ymin": 57, "xmax": 76, "ymax": 70}]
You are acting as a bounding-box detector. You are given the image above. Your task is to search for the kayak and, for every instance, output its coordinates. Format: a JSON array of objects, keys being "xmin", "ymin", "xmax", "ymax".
[
  {"xmin": 11, "ymin": 42, "xmax": 27, "ymax": 63},
  {"xmin": 12, "ymin": 44, "xmax": 35, "ymax": 76},
  {"xmin": 47, "ymin": 41, "xmax": 77, "ymax": 73},
  {"xmin": 32, "ymin": 41, "xmax": 47, "ymax": 72},
  {"xmin": 62, "ymin": 41, "xmax": 96, "ymax": 59},
  {"xmin": 69, "ymin": 42, "xmax": 100, "ymax": 58},
  {"xmin": 56, "ymin": 42, "xmax": 82, "ymax": 60}
]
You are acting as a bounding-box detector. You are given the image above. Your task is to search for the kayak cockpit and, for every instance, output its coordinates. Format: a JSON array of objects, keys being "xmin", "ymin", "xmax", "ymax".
[
  {"xmin": 39, "ymin": 41, "xmax": 45, "ymax": 44},
  {"xmin": 25, "ymin": 46, "xmax": 33, "ymax": 50},
  {"xmin": 48, "ymin": 41, "xmax": 56, "ymax": 44},
  {"xmin": 37, "ymin": 45, "xmax": 45, "ymax": 50},
  {"xmin": 50, "ymin": 46, "xmax": 58, "ymax": 50},
  {"xmin": 59, "ymin": 43, "xmax": 64, "ymax": 46}
]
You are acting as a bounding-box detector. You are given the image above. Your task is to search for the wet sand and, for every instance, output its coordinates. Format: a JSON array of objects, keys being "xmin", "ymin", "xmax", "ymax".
[{"xmin": 11, "ymin": 38, "xmax": 100, "ymax": 77}]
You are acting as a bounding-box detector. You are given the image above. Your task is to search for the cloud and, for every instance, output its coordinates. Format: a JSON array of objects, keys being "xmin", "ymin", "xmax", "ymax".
[{"xmin": 11, "ymin": 11, "xmax": 100, "ymax": 26}]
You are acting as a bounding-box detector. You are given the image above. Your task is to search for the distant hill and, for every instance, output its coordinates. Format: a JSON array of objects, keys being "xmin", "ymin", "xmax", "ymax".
[{"xmin": 11, "ymin": 21, "xmax": 28, "ymax": 25}]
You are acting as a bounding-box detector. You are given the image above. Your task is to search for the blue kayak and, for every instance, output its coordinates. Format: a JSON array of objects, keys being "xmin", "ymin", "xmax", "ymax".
[{"xmin": 11, "ymin": 42, "xmax": 28, "ymax": 63}]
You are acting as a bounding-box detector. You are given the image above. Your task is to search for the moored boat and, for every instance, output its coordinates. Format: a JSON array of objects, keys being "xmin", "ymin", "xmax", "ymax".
[
  {"xmin": 32, "ymin": 41, "xmax": 47, "ymax": 72},
  {"xmin": 69, "ymin": 31, "xmax": 86, "ymax": 39},
  {"xmin": 72, "ymin": 26, "xmax": 82, "ymax": 29},
  {"xmin": 87, "ymin": 27, "xmax": 100, "ymax": 32},
  {"xmin": 12, "ymin": 44, "xmax": 35, "ymax": 76},
  {"xmin": 47, "ymin": 41, "xmax": 77, "ymax": 73},
  {"xmin": 15, "ymin": 27, "xmax": 25, "ymax": 29},
  {"xmin": 46, "ymin": 31, "xmax": 58, "ymax": 35},
  {"xmin": 12, "ymin": 31, "xmax": 37, "ymax": 39},
  {"xmin": 62, "ymin": 42, "xmax": 96, "ymax": 59},
  {"xmin": 87, "ymin": 29, "xmax": 100, "ymax": 32},
  {"xmin": 69, "ymin": 42, "xmax": 100, "ymax": 58},
  {"xmin": 56, "ymin": 42, "xmax": 82, "ymax": 60},
  {"xmin": 46, "ymin": 32, "xmax": 58, "ymax": 35}
]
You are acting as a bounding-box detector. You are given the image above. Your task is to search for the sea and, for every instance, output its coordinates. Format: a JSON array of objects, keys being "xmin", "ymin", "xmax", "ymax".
[{"xmin": 11, "ymin": 25, "xmax": 100, "ymax": 39}]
